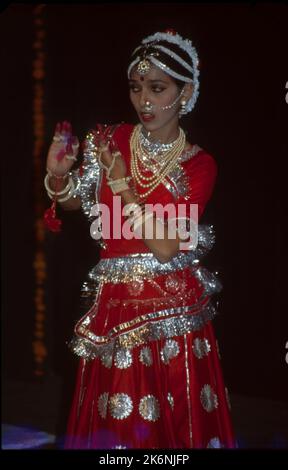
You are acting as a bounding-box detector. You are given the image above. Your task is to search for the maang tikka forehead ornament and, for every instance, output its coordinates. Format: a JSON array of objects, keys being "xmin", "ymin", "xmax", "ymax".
[
  {"xmin": 136, "ymin": 47, "xmax": 152, "ymax": 75},
  {"xmin": 128, "ymin": 29, "xmax": 200, "ymax": 114}
]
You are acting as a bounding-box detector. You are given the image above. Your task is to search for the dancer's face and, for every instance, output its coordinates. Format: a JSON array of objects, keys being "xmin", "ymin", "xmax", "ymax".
[{"xmin": 129, "ymin": 65, "xmax": 183, "ymax": 133}]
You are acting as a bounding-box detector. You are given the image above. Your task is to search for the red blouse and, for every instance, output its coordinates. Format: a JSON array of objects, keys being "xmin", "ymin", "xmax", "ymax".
[{"xmin": 96, "ymin": 123, "xmax": 218, "ymax": 259}]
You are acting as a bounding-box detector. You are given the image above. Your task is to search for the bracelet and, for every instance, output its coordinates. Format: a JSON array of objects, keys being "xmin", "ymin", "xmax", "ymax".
[
  {"xmin": 46, "ymin": 168, "xmax": 70, "ymax": 179},
  {"xmin": 46, "ymin": 180, "xmax": 75, "ymax": 202},
  {"xmin": 46, "ymin": 179, "xmax": 77, "ymax": 202},
  {"xmin": 44, "ymin": 174, "xmax": 72, "ymax": 196},
  {"xmin": 106, "ymin": 176, "xmax": 132, "ymax": 186},
  {"xmin": 57, "ymin": 180, "xmax": 76, "ymax": 202},
  {"xmin": 107, "ymin": 177, "xmax": 132, "ymax": 195}
]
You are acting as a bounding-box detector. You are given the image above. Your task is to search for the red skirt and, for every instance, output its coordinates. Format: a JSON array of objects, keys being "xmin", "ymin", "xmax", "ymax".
[{"xmin": 65, "ymin": 321, "xmax": 235, "ymax": 449}]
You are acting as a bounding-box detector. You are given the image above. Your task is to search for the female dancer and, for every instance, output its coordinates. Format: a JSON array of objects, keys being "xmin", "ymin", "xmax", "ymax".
[{"xmin": 45, "ymin": 29, "xmax": 235, "ymax": 449}]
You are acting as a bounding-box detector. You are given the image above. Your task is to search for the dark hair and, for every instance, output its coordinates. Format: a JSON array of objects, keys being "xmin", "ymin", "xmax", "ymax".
[{"xmin": 129, "ymin": 40, "xmax": 193, "ymax": 87}]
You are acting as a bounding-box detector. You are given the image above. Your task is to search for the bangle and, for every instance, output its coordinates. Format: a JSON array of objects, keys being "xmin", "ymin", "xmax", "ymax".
[
  {"xmin": 44, "ymin": 174, "xmax": 72, "ymax": 196},
  {"xmin": 106, "ymin": 177, "xmax": 132, "ymax": 195},
  {"xmin": 57, "ymin": 180, "xmax": 76, "ymax": 202},
  {"xmin": 106, "ymin": 176, "xmax": 131, "ymax": 186},
  {"xmin": 46, "ymin": 180, "xmax": 75, "ymax": 202},
  {"xmin": 46, "ymin": 168, "xmax": 70, "ymax": 179}
]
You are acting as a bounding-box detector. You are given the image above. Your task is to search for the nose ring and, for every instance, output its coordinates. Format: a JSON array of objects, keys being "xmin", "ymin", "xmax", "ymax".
[{"xmin": 144, "ymin": 101, "xmax": 153, "ymax": 112}]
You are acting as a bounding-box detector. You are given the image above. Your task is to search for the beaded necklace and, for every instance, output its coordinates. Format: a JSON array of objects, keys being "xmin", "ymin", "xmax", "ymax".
[{"xmin": 130, "ymin": 124, "xmax": 186, "ymax": 200}]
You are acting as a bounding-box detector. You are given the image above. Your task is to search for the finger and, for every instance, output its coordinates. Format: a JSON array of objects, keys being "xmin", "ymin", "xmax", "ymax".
[
  {"xmin": 103, "ymin": 125, "xmax": 110, "ymax": 138},
  {"xmin": 110, "ymin": 138, "xmax": 118, "ymax": 152},
  {"xmin": 59, "ymin": 121, "xmax": 65, "ymax": 134},
  {"xmin": 52, "ymin": 122, "xmax": 62, "ymax": 142},
  {"xmin": 66, "ymin": 140, "xmax": 73, "ymax": 156},
  {"xmin": 99, "ymin": 139, "xmax": 110, "ymax": 154},
  {"xmin": 63, "ymin": 121, "xmax": 69, "ymax": 135},
  {"xmin": 71, "ymin": 136, "xmax": 79, "ymax": 148},
  {"xmin": 65, "ymin": 154, "xmax": 77, "ymax": 162},
  {"xmin": 96, "ymin": 123, "xmax": 103, "ymax": 134},
  {"xmin": 59, "ymin": 121, "xmax": 71, "ymax": 144}
]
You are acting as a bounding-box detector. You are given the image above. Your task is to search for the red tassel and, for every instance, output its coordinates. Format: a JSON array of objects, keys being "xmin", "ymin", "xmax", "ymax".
[{"xmin": 43, "ymin": 200, "xmax": 62, "ymax": 232}]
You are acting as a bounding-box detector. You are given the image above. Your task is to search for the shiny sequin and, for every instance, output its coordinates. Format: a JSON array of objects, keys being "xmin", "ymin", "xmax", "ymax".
[
  {"xmin": 139, "ymin": 346, "xmax": 153, "ymax": 366},
  {"xmin": 192, "ymin": 337, "xmax": 211, "ymax": 359},
  {"xmin": 71, "ymin": 132, "xmax": 100, "ymax": 221},
  {"xmin": 207, "ymin": 437, "xmax": 222, "ymax": 448},
  {"xmin": 87, "ymin": 223, "xmax": 217, "ymax": 285},
  {"xmin": 72, "ymin": 128, "xmax": 119, "ymax": 250},
  {"xmin": 100, "ymin": 351, "xmax": 113, "ymax": 369},
  {"xmin": 114, "ymin": 348, "xmax": 133, "ymax": 369},
  {"xmin": 160, "ymin": 339, "xmax": 180, "ymax": 364},
  {"xmin": 89, "ymin": 251, "xmax": 199, "ymax": 284},
  {"xmin": 167, "ymin": 392, "xmax": 174, "ymax": 410},
  {"xmin": 127, "ymin": 279, "xmax": 145, "ymax": 296},
  {"xmin": 161, "ymin": 144, "xmax": 201, "ymax": 200},
  {"xmin": 139, "ymin": 395, "xmax": 160, "ymax": 422},
  {"xmin": 200, "ymin": 384, "xmax": 218, "ymax": 412},
  {"xmin": 164, "ymin": 274, "xmax": 186, "ymax": 294},
  {"xmin": 180, "ymin": 145, "xmax": 202, "ymax": 162},
  {"xmin": 109, "ymin": 393, "xmax": 133, "ymax": 420},
  {"xmin": 194, "ymin": 266, "xmax": 222, "ymax": 296},
  {"xmin": 70, "ymin": 301, "xmax": 217, "ymax": 361},
  {"xmin": 97, "ymin": 392, "xmax": 109, "ymax": 419}
]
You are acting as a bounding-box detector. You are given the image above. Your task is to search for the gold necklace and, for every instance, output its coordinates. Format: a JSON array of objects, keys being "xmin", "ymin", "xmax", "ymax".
[{"xmin": 130, "ymin": 124, "xmax": 186, "ymax": 199}]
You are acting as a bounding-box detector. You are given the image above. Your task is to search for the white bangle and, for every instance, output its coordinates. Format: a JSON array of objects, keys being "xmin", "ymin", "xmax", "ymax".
[
  {"xmin": 46, "ymin": 179, "xmax": 75, "ymax": 202},
  {"xmin": 46, "ymin": 168, "xmax": 70, "ymax": 179},
  {"xmin": 106, "ymin": 177, "xmax": 132, "ymax": 195},
  {"xmin": 44, "ymin": 174, "xmax": 72, "ymax": 196},
  {"xmin": 57, "ymin": 180, "xmax": 76, "ymax": 202}
]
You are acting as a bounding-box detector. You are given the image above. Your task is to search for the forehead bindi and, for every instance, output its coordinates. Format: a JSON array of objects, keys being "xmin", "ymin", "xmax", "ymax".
[{"xmin": 130, "ymin": 65, "xmax": 172, "ymax": 84}]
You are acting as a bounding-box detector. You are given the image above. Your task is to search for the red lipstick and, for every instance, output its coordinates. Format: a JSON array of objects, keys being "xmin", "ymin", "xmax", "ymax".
[{"xmin": 140, "ymin": 113, "xmax": 155, "ymax": 122}]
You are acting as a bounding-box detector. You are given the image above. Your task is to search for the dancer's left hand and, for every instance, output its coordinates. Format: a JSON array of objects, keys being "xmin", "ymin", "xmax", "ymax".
[{"xmin": 94, "ymin": 124, "xmax": 127, "ymax": 180}]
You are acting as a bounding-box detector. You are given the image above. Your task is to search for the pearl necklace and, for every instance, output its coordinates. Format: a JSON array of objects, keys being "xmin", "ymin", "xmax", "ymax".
[{"xmin": 130, "ymin": 124, "xmax": 186, "ymax": 200}]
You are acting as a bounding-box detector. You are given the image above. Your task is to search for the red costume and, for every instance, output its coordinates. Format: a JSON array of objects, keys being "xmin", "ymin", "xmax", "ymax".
[{"xmin": 64, "ymin": 123, "xmax": 235, "ymax": 449}]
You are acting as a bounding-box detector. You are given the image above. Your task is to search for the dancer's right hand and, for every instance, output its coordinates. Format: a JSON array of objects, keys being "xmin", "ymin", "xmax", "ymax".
[{"xmin": 46, "ymin": 121, "xmax": 80, "ymax": 177}]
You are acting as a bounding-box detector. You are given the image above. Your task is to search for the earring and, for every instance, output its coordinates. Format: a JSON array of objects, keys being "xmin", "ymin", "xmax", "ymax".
[{"xmin": 179, "ymin": 98, "xmax": 187, "ymax": 117}]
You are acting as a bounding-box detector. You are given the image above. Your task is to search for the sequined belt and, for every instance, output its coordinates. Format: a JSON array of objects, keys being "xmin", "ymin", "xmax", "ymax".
[
  {"xmin": 88, "ymin": 251, "xmax": 199, "ymax": 284},
  {"xmin": 88, "ymin": 224, "xmax": 216, "ymax": 284}
]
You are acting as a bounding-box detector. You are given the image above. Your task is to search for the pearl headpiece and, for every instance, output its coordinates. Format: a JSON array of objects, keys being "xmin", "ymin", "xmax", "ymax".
[{"xmin": 128, "ymin": 29, "xmax": 200, "ymax": 113}]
